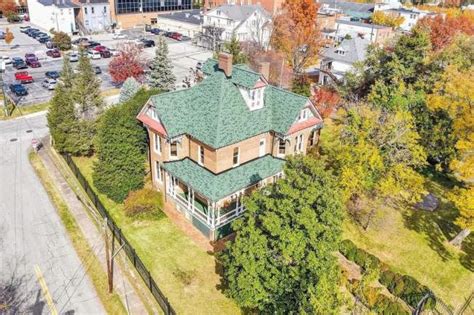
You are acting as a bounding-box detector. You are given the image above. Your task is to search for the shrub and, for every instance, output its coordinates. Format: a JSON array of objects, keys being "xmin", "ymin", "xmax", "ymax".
[
  {"xmin": 52, "ymin": 31, "xmax": 72, "ymax": 50},
  {"xmin": 124, "ymin": 188, "xmax": 163, "ymax": 217},
  {"xmin": 375, "ymin": 294, "xmax": 409, "ymax": 314}
]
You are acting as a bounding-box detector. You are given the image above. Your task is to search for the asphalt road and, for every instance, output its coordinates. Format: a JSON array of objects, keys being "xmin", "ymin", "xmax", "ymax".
[
  {"xmin": 0, "ymin": 20, "xmax": 212, "ymax": 106},
  {"xmin": 0, "ymin": 112, "xmax": 105, "ymax": 314}
]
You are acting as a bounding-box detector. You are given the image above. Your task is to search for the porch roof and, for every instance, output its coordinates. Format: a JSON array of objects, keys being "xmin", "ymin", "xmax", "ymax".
[{"xmin": 163, "ymin": 155, "xmax": 285, "ymax": 202}]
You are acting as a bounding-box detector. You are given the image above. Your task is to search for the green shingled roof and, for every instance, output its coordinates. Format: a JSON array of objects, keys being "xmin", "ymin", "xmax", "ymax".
[
  {"xmin": 150, "ymin": 59, "xmax": 310, "ymax": 149},
  {"xmin": 162, "ymin": 155, "xmax": 285, "ymax": 202}
]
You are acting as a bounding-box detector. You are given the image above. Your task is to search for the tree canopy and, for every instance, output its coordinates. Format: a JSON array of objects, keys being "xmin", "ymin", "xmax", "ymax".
[
  {"xmin": 148, "ymin": 36, "xmax": 176, "ymax": 91},
  {"xmin": 220, "ymin": 156, "xmax": 343, "ymax": 313}
]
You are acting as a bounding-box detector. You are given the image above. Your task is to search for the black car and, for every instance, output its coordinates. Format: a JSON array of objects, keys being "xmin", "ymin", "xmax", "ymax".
[
  {"xmin": 140, "ymin": 39, "xmax": 155, "ymax": 47},
  {"xmin": 72, "ymin": 37, "xmax": 89, "ymax": 45},
  {"xmin": 27, "ymin": 30, "xmax": 40, "ymax": 37},
  {"xmin": 12, "ymin": 58, "xmax": 27, "ymax": 70},
  {"xmin": 150, "ymin": 28, "xmax": 162, "ymax": 35},
  {"xmin": 94, "ymin": 66, "xmax": 102, "ymax": 75},
  {"xmin": 87, "ymin": 41, "xmax": 101, "ymax": 48},
  {"xmin": 19, "ymin": 26, "xmax": 31, "ymax": 33},
  {"xmin": 33, "ymin": 32, "xmax": 47, "ymax": 39},
  {"xmin": 45, "ymin": 71, "xmax": 60, "ymax": 79},
  {"xmin": 9, "ymin": 84, "xmax": 27, "ymax": 96},
  {"xmin": 38, "ymin": 36, "xmax": 51, "ymax": 44}
]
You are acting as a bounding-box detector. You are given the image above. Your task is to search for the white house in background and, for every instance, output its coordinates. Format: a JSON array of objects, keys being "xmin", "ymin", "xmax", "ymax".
[
  {"xmin": 157, "ymin": 9, "xmax": 203, "ymax": 38},
  {"xmin": 326, "ymin": 19, "xmax": 394, "ymax": 44},
  {"xmin": 374, "ymin": 0, "xmax": 402, "ymax": 11},
  {"xmin": 77, "ymin": 0, "xmax": 111, "ymax": 33},
  {"xmin": 375, "ymin": 6, "xmax": 438, "ymax": 31},
  {"xmin": 319, "ymin": 36, "xmax": 370, "ymax": 85},
  {"xmin": 28, "ymin": 0, "xmax": 79, "ymax": 34},
  {"xmin": 203, "ymin": 4, "xmax": 272, "ymax": 47}
]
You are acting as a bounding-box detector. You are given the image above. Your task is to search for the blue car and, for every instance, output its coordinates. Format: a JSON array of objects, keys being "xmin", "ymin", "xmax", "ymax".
[
  {"xmin": 9, "ymin": 83, "xmax": 28, "ymax": 96},
  {"xmin": 45, "ymin": 71, "xmax": 60, "ymax": 79},
  {"xmin": 12, "ymin": 57, "xmax": 27, "ymax": 70}
]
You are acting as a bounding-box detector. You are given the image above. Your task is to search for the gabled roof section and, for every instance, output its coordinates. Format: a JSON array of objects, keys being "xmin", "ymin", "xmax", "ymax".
[
  {"xmin": 148, "ymin": 59, "xmax": 313, "ymax": 149},
  {"xmin": 163, "ymin": 155, "xmax": 285, "ymax": 202},
  {"xmin": 322, "ymin": 36, "xmax": 370, "ymax": 64},
  {"xmin": 206, "ymin": 4, "xmax": 270, "ymax": 21}
]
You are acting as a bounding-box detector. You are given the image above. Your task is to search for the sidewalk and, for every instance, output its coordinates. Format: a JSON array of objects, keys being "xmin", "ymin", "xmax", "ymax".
[{"xmin": 37, "ymin": 145, "xmax": 154, "ymax": 315}]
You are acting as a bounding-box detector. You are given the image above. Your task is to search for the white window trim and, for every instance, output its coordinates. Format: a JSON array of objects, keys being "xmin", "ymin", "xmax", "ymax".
[
  {"xmin": 233, "ymin": 147, "xmax": 240, "ymax": 167},
  {"xmin": 278, "ymin": 138, "xmax": 286, "ymax": 157},
  {"xmin": 259, "ymin": 139, "xmax": 266, "ymax": 157},
  {"xmin": 198, "ymin": 145, "xmax": 204, "ymax": 166},
  {"xmin": 154, "ymin": 133, "xmax": 161, "ymax": 155},
  {"xmin": 155, "ymin": 161, "xmax": 162, "ymax": 183}
]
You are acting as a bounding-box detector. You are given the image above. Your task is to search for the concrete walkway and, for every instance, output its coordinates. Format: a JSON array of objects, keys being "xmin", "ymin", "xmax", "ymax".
[{"xmin": 37, "ymin": 145, "xmax": 153, "ymax": 314}]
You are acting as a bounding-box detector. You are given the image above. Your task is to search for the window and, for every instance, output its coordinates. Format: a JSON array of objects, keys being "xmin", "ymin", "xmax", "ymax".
[
  {"xmin": 248, "ymin": 88, "xmax": 263, "ymax": 109},
  {"xmin": 294, "ymin": 134, "xmax": 304, "ymax": 153},
  {"xmin": 299, "ymin": 108, "xmax": 309, "ymax": 121},
  {"xmin": 278, "ymin": 139, "xmax": 286, "ymax": 156},
  {"xmin": 170, "ymin": 141, "xmax": 178, "ymax": 158},
  {"xmin": 84, "ymin": 7, "xmax": 88, "ymax": 14},
  {"xmin": 155, "ymin": 161, "xmax": 162, "ymax": 182},
  {"xmin": 154, "ymin": 133, "xmax": 161, "ymax": 154},
  {"xmin": 198, "ymin": 145, "xmax": 204, "ymax": 165},
  {"xmin": 103, "ymin": 6, "xmax": 107, "ymax": 13},
  {"xmin": 308, "ymin": 130, "xmax": 316, "ymax": 147},
  {"xmin": 91, "ymin": 7, "xmax": 95, "ymax": 13},
  {"xmin": 233, "ymin": 147, "xmax": 240, "ymax": 166},
  {"xmin": 259, "ymin": 139, "xmax": 266, "ymax": 157}
]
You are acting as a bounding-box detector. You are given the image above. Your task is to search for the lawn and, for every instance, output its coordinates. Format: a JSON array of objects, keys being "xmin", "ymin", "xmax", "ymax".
[
  {"xmin": 72, "ymin": 156, "xmax": 240, "ymax": 315},
  {"xmin": 0, "ymin": 102, "xmax": 49, "ymax": 120},
  {"xmin": 343, "ymin": 174, "xmax": 474, "ymax": 309}
]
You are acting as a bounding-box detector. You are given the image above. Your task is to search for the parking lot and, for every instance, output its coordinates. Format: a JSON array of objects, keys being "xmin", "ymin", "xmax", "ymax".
[{"xmin": 0, "ymin": 20, "xmax": 212, "ymax": 106}]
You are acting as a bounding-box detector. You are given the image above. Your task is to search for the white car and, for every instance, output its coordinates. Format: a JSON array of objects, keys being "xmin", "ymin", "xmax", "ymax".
[
  {"xmin": 69, "ymin": 52, "xmax": 79, "ymax": 62},
  {"xmin": 109, "ymin": 48, "xmax": 120, "ymax": 57},
  {"xmin": 42, "ymin": 78, "xmax": 57, "ymax": 90},
  {"xmin": 1, "ymin": 56, "xmax": 12, "ymax": 65},
  {"xmin": 112, "ymin": 33, "xmax": 127, "ymax": 39},
  {"xmin": 88, "ymin": 50, "xmax": 101, "ymax": 60}
]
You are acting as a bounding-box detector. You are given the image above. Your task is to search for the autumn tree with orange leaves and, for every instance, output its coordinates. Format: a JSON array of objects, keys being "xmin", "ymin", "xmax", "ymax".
[
  {"xmin": 312, "ymin": 87, "xmax": 340, "ymax": 119},
  {"xmin": 417, "ymin": 14, "xmax": 474, "ymax": 51},
  {"xmin": 271, "ymin": 0, "xmax": 322, "ymax": 75}
]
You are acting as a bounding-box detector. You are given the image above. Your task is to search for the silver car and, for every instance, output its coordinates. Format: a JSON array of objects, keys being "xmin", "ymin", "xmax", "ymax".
[
  {"xmin": 69, "ymin": 52, "xmax": 79, "ymax": 62},
  {"xmin": 42, "ymin": 78, "xmax": 57, "ymax": 90}
]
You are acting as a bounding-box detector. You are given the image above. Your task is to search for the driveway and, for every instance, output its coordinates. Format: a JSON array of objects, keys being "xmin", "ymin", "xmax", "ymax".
[{"xmin": 0, "ymin": 112, "xmax": 105, "ymax": 314}]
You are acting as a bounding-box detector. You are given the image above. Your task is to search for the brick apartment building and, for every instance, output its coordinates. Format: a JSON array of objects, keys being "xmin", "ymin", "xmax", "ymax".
[{"xmin": 138, "ymin": 53, "xmax": 323, "ymax": 240}]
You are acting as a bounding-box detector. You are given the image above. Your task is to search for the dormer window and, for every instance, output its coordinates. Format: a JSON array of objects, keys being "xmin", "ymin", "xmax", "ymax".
[
  {"xmin": 298, "ymin": 108, "xmax": 310, "ymax": 121},
  {"xmin": 148, "ymin": 107, "xmax": 158, "ymax": 121},
  {"xmin": 244, "ymin": 87, "xmax": 264, "ymax": 110}
]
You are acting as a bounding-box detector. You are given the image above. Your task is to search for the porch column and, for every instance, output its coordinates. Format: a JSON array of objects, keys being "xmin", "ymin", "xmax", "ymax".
[
  {"xmin": 187, "ymin": 187, "xmax": 192, "ymax": 210},
  {"xmin": 191, "ymin": 189, "xmax": 195, "ymax": 213}
]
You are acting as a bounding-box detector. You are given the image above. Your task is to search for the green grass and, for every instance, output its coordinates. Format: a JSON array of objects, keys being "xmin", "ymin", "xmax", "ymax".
[
  {"xmin": 343, "ymin": 176, "xmax": 474, "ymax": 309},
  {"xmin": 29, "ymin": 153, "xmax": 126, "ymax": 314},
  {"xmin": 0, "ymin": 102, "xmax": 49, "ymax": 120},
  {"xmin": 72, "ymin": 156, "xmax": 240, "ymax": 315}
]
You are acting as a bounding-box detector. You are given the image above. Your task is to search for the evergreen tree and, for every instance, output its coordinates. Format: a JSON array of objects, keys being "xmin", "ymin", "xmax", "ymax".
[
  {"xmin": 119, "ymin": 77, "xmax": 141, "ymax": 103},
  {"xmin": 73, "ymin": 49, "xmax": 104, "ymax": 120},
  {"xmin": 223, "ymin": 35, "xmax": 248, "ymax": 65},
  {"xmin": 220, "ymin": 156, "xmax": 344, "ymax": 313},
  {"xmin": 93, "ymin": 89, "xmax": 158, "ymax": 202},
  {"xmin": 47, "ymin": 83, "xmax": 76, "ymax": 153},
  {"xmin": 148, "ymin": 36, "xmax": 176, "ymax": 91},
  {"xmin": 60, "ymin": 56, "xmax": 75, "ymax": 89}
]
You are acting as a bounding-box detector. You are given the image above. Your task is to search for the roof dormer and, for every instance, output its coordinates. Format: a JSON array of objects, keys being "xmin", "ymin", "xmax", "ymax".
[{"xmin": 240, "ymin": 86, "xmax": 265, "ymax": 111}]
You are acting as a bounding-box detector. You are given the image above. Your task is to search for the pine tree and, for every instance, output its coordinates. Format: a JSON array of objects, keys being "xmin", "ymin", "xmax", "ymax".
[
  {"xmin": 148, "ymin": 36, "xmax": 176, "ymax": 91},
  {"xmin": 223, "ymin": 35, "xmax": 248, "ymax": 65},
  {"xmin": 47, "ymin": 83, "xmax": 77, "ymax": 153},
  {"xmin": 119, "ymin": 77, "xmax": 141, "ymax": 103},
  {"xmin": 73, "ymin": 49, "xmax": 104, "ymax": 120},
  {"xmin": 219, "ymin": 156, "xmax": 344, "ymax": 313},
  {"xmin": 60, "ymin": 56, "xmax": 75, "ymax": 89}
]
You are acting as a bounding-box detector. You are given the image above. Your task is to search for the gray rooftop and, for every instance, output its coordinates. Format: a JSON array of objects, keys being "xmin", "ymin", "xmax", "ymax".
[
  {"xmin": 77, "ymin": 0, "xmax": 109, "ymax": 4},
  {"xmin": 38, "ymin": 0, "xmax": 80, "ymax": 7},
  {"xmin": 318, "ymin": 0, "xmax": 374, "ymax": 18},
  {"xmin": 158, "ymin": 9, "xmax": 202, "ymax": 25},
  {"xmin": 207, "ymin": 4, "xmax": 270, "ymax": 21},
  {"xmin": 336, "ymin": 19, "xmax": 389, "ymax": 29},
  {"xmin": 322, "ymin": 36, "xmax": 370, "ymax": 64}
]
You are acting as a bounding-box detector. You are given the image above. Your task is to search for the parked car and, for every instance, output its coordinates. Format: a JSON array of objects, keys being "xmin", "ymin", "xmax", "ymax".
[
  {"xmin": 109, "ymin": 48, "xmax": 120, "ymax": 57},
  {"xmin": 150, "ymin": 28, "xmax": 162, "ymax": 35},
  {"xmin": 45, "ymin": 71, "xmax": 60, "ymax": 79},
  {"xmin": 140, "ymin": 39, "xmax": 155, "ymax": 47},
  {"xmin": 169, "ymin": 32, "xmax": 183, "ymax": 41},
  {"xmin": 1, "ymin": 56, "xmax": 12, "ymax": 65},
  {"xmin": 196, "ymin": 61, "xmax": 203, "ymax": 70},
  {"xmin": 25, "ymin": 53, "xmax": 38, "ymax": 61},
  {"xmin": 19, "ymin": 26, "xmax": 31, "ymax": 33},
  {"xmin": 9, "ymin": 84, "xmax": 27, "ymax": 96},
  {"xmin": 94, "ymin": 66, "xmax": 102, "ymax": 75},
  {"xmin": 12, "ymin": 57, "xmax": 27, "ymax": 69},
  {"xmin": 26, "ymin": 29, "xmax": 39, "ymax": 37},
  {"xmin": 72, "ymin": 37, "xmax": 89, "ymax": 45},
  {"xmin": 88, "ymin": 50, "xmax": 101, "ymax": 60},
  {"xmin": 112, "ymin": 32, "xmax": 127, "ymax": 39},
  {"xmin": 42, "ymin": 78, "xmax": 57, "ymax": 90},
  {"xmin": 46, "ymin": 49, "xmax": 61, "ymax": 58},
  {"xmin": 87, "ymin": 41, "xmax": 101, "ymax": 49},
  {"xmin": 33, "ymin": 32, "xmax": 47, "ymax": 40},
  {"xmin": 38, "ymin": 36, "xmax": 51, "ymax": 44},
  {"xmin": 46, "ymin": 41, "xmax": 57, "ymax": 49},
  {"xmin": 93, "ymin": 45, "xmax": 111, "ymax": 58},
  {"xmin": 14, "ymin": 71, "xmax": 34, "ymax": 84},
  {"xmin": 69, "ymin": 52, "xmax": 79, "ymax": 62},
  {"xmin": 26, "ymin": 59, "xmax": 41, "ymax": 68}
]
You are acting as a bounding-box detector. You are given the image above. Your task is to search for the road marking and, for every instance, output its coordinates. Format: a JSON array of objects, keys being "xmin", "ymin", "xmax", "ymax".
[{"xmin": 34, "ymin": 264, "xmax": 58, "ymax": 315}]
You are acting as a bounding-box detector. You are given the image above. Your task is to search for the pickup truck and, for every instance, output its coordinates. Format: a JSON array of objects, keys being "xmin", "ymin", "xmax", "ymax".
[{"xmin": 14, "ymin": 71, "xmax": 34, "ymax": 83}]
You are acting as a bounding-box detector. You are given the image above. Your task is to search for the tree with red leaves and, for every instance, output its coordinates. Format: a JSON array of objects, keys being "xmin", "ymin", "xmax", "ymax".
[
  {"xmin": 108, "ymin": 42, "xmax": 145, "ymax": 85},
  {"xmin": 312, "ymin": 87, "xmax": 340, "ymax": 119},
  {"xmin": 417, "ymin": 14, "xmax": 474, "ymax": 51}
]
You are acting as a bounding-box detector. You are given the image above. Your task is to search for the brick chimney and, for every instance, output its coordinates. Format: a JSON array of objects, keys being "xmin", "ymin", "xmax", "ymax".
[
  {"xmin": 218, "ymin": 52, "xmax": 233, "ymax": 77},
  {"xmin": 257, "ymin": 62, "xmax": 270, "ymax": 80}
]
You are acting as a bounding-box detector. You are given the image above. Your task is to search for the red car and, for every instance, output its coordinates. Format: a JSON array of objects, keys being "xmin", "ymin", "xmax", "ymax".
[
  {"xmin": 169, "ymin": 32, "xmax": 182, "ymax": 41},
  {"xmin": 46, "ymin": 49, "xmax": 61, "ymax": 58},
  {"xmin": 14, "ymin": 71, "xmax": 34, "ymax": 83},
  {"xmin": 26, "ymin": 59, "xmax": 41, "ymax": 68},
  {"xmin": 93, "ymin": 45, "xmax": 111, "ymax": 58}
]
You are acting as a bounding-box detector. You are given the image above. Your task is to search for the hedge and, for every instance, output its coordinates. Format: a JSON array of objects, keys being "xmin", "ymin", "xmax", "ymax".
[{"xmin": 340, "ymin": 239, "xmax": 435, "ymax": 310}]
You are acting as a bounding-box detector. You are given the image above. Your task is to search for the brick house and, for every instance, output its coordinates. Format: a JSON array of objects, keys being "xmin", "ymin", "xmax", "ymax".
[{"xmin": 138, "ymin": 53, "xmax": 323, "ymax": 240}]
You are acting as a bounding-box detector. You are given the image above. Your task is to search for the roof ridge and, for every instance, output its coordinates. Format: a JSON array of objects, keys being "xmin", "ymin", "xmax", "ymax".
[{"xmin": 213, "ymin": 73, "xmax": 229, "ymax": 146}]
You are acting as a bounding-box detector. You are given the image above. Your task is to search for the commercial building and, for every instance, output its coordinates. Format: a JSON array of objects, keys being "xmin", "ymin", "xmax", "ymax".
[
  {"xmin": 138, "ymin": 53, "xmax": 323, "ymax": 239},
  {"xmin": 156, "ymin": 9, "xmax": 202, "ymax": 38},
  {"xmin": 108, "ymin": 0, "xmax": 192, "ymax": 29}
]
